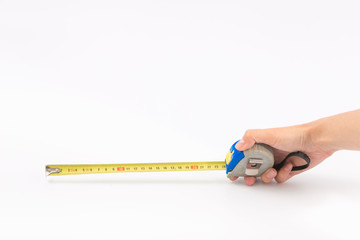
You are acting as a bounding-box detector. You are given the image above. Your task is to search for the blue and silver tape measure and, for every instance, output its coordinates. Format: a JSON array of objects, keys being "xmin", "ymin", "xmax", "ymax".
[{"xmin": 46, "ymin": 141, "xmax": 310, "ymax": 178}]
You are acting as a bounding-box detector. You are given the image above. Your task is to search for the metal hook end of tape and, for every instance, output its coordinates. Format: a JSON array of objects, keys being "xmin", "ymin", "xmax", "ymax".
[{"xmin": 45, "ymin": 166, "xmax": 62, "ymax": 176}]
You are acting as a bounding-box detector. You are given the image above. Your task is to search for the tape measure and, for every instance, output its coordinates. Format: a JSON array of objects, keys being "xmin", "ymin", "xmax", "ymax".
[
  {"xmin": 46, "ymin": 161, "xmax": 226, "ymax": 176},
  {"xmin": 46, "ymin": 141, "xmax": 311, "ymax": 178}
]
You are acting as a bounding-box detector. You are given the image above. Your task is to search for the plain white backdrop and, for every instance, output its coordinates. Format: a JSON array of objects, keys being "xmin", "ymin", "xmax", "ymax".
[{"xmin": 1, "ymin": 0, "xmax": 360, "ymax": 239}]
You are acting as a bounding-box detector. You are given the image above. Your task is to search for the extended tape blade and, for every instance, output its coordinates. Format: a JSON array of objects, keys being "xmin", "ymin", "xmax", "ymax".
[{"xmin": 46, "ymin": 161, "xmax": 226, "ymax": 176}]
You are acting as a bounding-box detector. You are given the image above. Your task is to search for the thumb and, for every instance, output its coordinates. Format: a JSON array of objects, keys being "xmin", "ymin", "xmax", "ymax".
[{"xmin": 235, "ymin": 129, "xmax": 277, "ymax": 151}]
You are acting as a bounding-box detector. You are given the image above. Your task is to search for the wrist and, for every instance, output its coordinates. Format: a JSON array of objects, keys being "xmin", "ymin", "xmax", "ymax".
[{"xmin": 304, "ymin": 118, "xmax": 338, "ymax": 154}]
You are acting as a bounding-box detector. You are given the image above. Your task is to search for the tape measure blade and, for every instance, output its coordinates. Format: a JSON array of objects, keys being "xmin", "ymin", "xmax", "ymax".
[{"xmin": 46, "ymin": 161, "xmax": 226, "ymax": 176}]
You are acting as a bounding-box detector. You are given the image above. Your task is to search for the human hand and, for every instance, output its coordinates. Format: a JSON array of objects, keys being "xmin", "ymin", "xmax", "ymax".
[{"xmin": 230, "ymin": 124, "xmax": 334, "ymax": 186}]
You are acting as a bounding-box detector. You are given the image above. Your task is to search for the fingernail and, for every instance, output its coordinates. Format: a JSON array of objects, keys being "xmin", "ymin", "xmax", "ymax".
[
  {"xmin": 284, "ymin": 163, "xmax": 293, "ymax": 172},
  {"xmin": 266, "ymin": 169, "xmax": 276, "ymax": 178},
  {"xmin": 235, "ymin": 139, "xmax": 245, "ymax": 149}
]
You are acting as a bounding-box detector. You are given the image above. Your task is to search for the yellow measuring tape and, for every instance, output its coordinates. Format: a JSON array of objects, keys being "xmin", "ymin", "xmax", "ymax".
[{"xmin": 46, "ymin": 161, "xmax": 226, "ymax": 176}]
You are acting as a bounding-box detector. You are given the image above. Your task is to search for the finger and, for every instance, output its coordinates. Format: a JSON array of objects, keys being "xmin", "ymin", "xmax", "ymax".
[
  {"xmin": 260, "ymin": 168, "xmax": 277, "ymax": 183},
  {"xmin": 244, "ymin": 176, "xmax": 257, "ymax": 186},
  {"xmin": 229, "ymin": 176, "xmax": 238, "ymax": 181},
  {"xmin": 235, "ymin": 129, "xmax": 277, "ymax": 151},
  {"xmin": 275, "ymin": 162, "xmax": 293, "ymax": 183}
]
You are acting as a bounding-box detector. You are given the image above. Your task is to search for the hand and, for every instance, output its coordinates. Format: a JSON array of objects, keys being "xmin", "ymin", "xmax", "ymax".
[{"xmin": 230, "ymin": 124, "xmax": 334, "ymax": 186}]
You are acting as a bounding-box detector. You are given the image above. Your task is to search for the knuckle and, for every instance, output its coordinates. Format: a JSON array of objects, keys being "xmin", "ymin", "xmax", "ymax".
[
  {"xmin": 275, "ymin": 175, "xmax": 287, "ymax": 183},
  {"xmin": 244, "ymin": 129, "xmax": 255, "ymax": 138},
  {"xmin": 261, "ymin": 175, "xmax": 267, "ymax": 182},
  {"xmin": 261, "ymin": 173, "xmax": 270, "ymax": 183},
  {"xmin": 262, "ymin": 178, "xmax": 271, "ymax": 183}
]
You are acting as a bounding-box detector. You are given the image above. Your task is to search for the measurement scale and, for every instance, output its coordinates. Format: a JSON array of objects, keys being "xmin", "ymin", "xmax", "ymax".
[{"xmin": 46, "ymin": 142, "xmax": 311, "ymax": 178}]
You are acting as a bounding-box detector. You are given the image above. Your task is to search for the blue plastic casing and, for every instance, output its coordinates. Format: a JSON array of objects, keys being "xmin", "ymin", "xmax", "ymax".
[{"xmin": 225, "ymin": 140, "xmax": 245, "ymax": 174}]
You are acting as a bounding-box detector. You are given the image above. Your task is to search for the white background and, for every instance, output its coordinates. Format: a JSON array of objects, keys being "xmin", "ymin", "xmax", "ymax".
[{"xmin": 1, "ymin": 0, "xmax": 360, "ymax": 239}]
